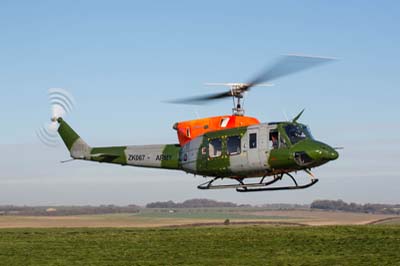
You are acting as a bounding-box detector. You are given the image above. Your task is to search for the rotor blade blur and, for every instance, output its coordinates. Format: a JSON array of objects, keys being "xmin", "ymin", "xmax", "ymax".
[
  {"xmin": 167, "ymin": 91, "xmax": 232, "ymax": 105},
  {"xmin": 167, "ymin": 54, "xmax": 335, "ymax": 105},
  {"xmin": 246, "ymin": 54, "xmax": 336, "ymax": 90}
]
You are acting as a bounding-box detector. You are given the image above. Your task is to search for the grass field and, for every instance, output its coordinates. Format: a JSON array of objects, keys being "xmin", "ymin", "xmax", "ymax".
[{"xmin": 0, "ymin": 226, "xmax": 399, "ymax": 266}]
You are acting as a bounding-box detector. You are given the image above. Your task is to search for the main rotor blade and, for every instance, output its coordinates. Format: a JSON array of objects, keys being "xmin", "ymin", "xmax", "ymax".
[
  {"xmin": 168, "ymin": 54, "xmax": 336, "ymax": 104},
  {"xmin": 167, "ymin": 90, "xmax": 233, "ymax": 104},
  {"xmin": 245, "ymin": 54, "xmax": 336, "ymax": 90}
]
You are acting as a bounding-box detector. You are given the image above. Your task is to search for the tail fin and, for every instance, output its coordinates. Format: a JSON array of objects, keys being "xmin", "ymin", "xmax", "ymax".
[{"xmin": 57, "ymin": 118, "xmax": 91, "ymax": 159}]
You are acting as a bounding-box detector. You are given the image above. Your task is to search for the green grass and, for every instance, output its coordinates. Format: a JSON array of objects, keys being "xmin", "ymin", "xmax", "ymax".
[{"xmin": 0, "ymin": 226, "xmax": 399, "ymax": 265}]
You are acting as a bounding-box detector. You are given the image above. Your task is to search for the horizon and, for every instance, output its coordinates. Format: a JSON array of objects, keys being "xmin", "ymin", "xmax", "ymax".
[{"xmin": 1, "ymin": 198, "xmax": 398, "ymax": 208}]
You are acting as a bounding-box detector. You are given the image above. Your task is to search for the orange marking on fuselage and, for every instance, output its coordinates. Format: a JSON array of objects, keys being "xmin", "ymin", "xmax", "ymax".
[{"xmin": 174, "ymin": 115, "xmax": 260, "ymax": 146}]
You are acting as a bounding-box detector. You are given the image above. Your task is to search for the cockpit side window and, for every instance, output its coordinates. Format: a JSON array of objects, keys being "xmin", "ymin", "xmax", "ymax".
[{"xmin": 269, "ymin": 130, "xmax": 279, "ymax": 149}]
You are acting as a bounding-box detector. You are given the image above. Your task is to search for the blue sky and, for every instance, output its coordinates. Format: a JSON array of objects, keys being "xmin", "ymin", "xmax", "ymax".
[{"xmin": 1, "ymin": 1, "xmax": 400, "ymax": 205}]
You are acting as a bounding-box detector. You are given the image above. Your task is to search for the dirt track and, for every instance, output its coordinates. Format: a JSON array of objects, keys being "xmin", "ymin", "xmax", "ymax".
[{"xmin": 241, "ymin": 210, "xmax": 396, "ymax": 226}]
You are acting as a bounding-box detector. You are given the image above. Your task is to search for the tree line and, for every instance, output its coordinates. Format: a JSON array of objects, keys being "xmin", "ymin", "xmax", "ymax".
[
  {"xmin": 1, "ymin": 199, "xmax": 399, "ymax": 216},
  {"xmin": 146, "ymin": 199, "xmax": 250, "ymax": 208},
  {"xmin": 310, "ymin": 200, "xmax": 400, "ymax": 215}
]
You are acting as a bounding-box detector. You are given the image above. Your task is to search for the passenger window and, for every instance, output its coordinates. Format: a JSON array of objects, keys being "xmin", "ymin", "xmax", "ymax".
[
  {"xmin": 249, "ymin": 133, "xmax": 257, "ymax": 149},
  {"xmin": 227, "ymin": 136, "xmax": 241, "ymax": 155},
  {"xmin": 209, "ymin": 138, "xmax": 222, "ymax": 158}
]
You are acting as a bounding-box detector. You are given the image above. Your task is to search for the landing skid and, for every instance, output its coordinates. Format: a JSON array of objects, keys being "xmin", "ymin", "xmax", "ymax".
[{"xmin": 197, "ymin": 173, "xmax": 318, "ymax": 192}]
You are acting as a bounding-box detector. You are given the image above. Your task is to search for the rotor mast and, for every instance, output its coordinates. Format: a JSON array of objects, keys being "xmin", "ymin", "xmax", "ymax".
[{"xmin": 230, "ymin": 84, "xmax": 246, "ymax": 116}]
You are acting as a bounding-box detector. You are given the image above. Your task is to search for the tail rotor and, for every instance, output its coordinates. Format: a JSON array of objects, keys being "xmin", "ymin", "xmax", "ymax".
[{"xmin": 36, "ymin": 88, "xmax": 75, "ymax": 147}]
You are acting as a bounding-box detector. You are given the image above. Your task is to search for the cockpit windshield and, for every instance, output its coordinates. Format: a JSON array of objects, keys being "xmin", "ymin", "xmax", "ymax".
[{"xmin": 284, "ymin": 124, "xmax": 313, "ymax": 144}]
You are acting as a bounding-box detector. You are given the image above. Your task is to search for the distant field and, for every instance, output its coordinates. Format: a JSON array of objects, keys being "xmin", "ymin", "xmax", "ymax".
[
  {"xmin": 0, "ymin": 226, "xmax": 399, "ymax": 266},
  {"xmin": 0, "ymin": 209, "xmax": 396, "ymax": 228},
  {"xmin": 136, "ymin": 208, "xmax": 293, "ymax": 220}
]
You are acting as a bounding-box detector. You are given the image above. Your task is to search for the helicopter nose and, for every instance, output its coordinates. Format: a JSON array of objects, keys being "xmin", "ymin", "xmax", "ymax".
[
  {"xmin": 305, "ymin": 142, "xmax": 338, "ymax": 162},
  {"xmin": 318, "ymin": 144, "xmax": 339, "ymax": 161},
  {"xmin": 293, "ymin": 141, "xmax": 339, "ymax": 167},
  {"xmin": 328, "ymin": 148, "xmax": 339, "ymax": 160},
  {"xmin": 324, "ymin": 147, "xmax": 339, "ymax": 160}
]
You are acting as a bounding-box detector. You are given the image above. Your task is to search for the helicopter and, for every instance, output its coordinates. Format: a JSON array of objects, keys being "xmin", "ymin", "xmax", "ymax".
[{"xmin": 39, "ymin": 54, "xmax": 339, "ymax": 192}]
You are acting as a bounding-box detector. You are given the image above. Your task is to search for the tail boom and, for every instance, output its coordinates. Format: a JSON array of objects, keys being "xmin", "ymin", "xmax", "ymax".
[
  {"xmin": 57, "ymin": 118, "xmax": 181, "ymax": 170},
  {"xmin": 90, "ymin": 144, "xmax": 181, "ymax": 170}
]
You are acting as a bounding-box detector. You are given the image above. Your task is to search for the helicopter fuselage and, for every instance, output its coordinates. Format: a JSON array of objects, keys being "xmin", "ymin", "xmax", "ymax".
[
  {"xmin": 57, "ymin": 118, "xmax": 338, "ymax": 181},
  {"xmin": 179, "ymin": 121, "xmax": 338, "ymax": 178}
]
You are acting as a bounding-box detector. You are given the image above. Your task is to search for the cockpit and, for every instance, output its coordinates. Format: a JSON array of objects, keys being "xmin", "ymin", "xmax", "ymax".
[
  {"xmin": 268, "ymin": 122, "xmax": 314, "ymax": 149},
  {"xmin": 284, "ymin": 123, "xmax": 313, "ymax": 145}
]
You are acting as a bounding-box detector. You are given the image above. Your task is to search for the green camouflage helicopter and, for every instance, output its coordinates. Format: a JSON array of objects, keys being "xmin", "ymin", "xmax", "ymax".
[{"xmin": 39, "ymin": 55, "xmax": 339, "ymax": 192}]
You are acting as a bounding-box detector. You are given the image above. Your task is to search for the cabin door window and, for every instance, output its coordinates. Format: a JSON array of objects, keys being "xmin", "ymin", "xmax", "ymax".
[
  {"xmin": 208, "ymin": 138, "xmax": 222, "ymax": 158},
  {"xmin": 227, "ymin": 136, "xmax": 241, "ymax": 155}
]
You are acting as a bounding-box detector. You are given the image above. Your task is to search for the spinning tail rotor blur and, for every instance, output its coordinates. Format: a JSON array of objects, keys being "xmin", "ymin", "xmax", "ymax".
[{"xmin": 36, "ymin": 88, "xmax": 75, "ymax": 147}]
